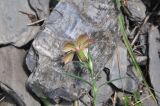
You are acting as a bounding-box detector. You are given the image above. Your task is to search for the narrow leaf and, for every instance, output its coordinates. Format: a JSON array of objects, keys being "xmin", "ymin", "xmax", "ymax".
[
  {"xmin": 123, "ymin": 95, "xmax": 130, "ymax": 106},
  {"xmin": 98, "ymin": 76, "xmax": 129, "ymax": 88},
  {"xmin": 63, "ymin": 72, "xmax": 91, "ymax": 86}
]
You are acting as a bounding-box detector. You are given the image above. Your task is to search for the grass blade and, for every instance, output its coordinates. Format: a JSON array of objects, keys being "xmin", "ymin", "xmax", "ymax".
[
  {"xmin": 123, "ymin": 95, "xmax": 129, "ymax": 106},
  {"xmin": 98, "ymin": 76, "xmax": 129, "ymax": 88},
  {"xmin": 118, "ymin": 15, "xmax": 143, "ymax": 81},
  {"xmin": 133, "ymin": 91, "xmax": 143, "ymax": 106},
  {"xmin": 115, "ymin": 0, "xmax": 157, "ymax": 103},
  {"xmin": 118, "ymin": 14, "xmax": 157, "ymax": 103},
  {"xmin": 63, "ymin": 72, "xmax": 91, "ymax": 86}
]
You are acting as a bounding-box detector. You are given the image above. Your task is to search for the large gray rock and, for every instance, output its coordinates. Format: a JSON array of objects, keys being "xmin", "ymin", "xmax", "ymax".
[
  {"xmin": 106, "ymin": 41, "xmax": 138, "ymax": 92},
  {"xmin": 28, "ymin": 0, "xmax": 50, "ymax": 19},
  {"xmin": 149, "ymin": 26, "xmax": 160, "ymax": 105},
  {"xmin": 0, "ymin": 0, "xmax": 50, "ymax": 47},
  {"xmin": 0, "ymin": 46, "xmax": 40, "ymax": 106},
  {"xmin": 26, "ymin": 0, "xmax": 136, "ymax": 105}
]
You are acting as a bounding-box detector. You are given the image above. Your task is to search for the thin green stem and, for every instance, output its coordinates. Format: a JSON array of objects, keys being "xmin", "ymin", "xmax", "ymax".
[
  {"xmin": 86, "ymin": 56, "xmax": 97, "ymax": 106},
  {"xmin": 118, "ymin": 14, "xmax": 157, "ymax": 103},
  {"xmin": 92, "ymin": 79, "xmax": 97, "ymax": 106},
  {"xmin": 115, "ymin": 0, "xmax": 157, "ymax": 104}
]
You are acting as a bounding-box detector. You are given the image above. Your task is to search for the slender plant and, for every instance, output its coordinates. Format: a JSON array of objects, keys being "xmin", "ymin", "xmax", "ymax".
[
  {"xmin": 63, "ymin": 34, "xmax": 128, "ymax": 106},
  {"xmin": 123, "ymin": 95, "xmax": 130, "ymax": 106},
  {"xmin": 63, "ymin": 34, "xmax": 97, "ymax": 106},
  {"xmin": 116, "ymin": 0, "xmax": 157, "ymax": 104},
  {"xmin": 122, "ymin": 91, "xmax": 143, "ymax": 106}
]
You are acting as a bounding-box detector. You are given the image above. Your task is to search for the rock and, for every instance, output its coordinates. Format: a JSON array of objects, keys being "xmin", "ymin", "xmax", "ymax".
[
  {"xmin": 28, "ymin": 0, "xmax": 50, "ymax": 19},
  {"xmin": 128, "ymin": 0, "xmax": 146, "ymax": 21},
  {"xmin": 140, "ymin": 90, "xmax": 157, "ymax": 106},
  {"xmin": 25, "ymin": 0, "xmax": 139, "ymax": 105},
  {"xmin": 149, "ymin": 26, "xmax": 160, "ymax": 105},
  {"xmin": 0, "ymin": 0, "xmax": 38, "ymax": 47},
  {"xmin": 0, "ymin": 46, "xmax": 40, "ymax": 106},
  {"xmin": 66, "ymin": 71, "xmax": 113, "ymax": 106},
  {"xmin": 95, "ymin": 71, "xmax": 113, "ymax": 106},
  {"xmin": 105, "ymin": 41, "xmax": 138, "ymax": 92},
  {"xmin": 25, "ymin": 47, "xmax": 38, "ymax": 73},
  {"xmin": 0, "ymin": 0, "xmax": 50, "ymax": 47},
  {"xmin": 135, "ymin": 56, "xmax": 147, "ymax": 65},
  {"xmin": 26, "ymin": 0, "xmax": 119, "ymax": 104}
]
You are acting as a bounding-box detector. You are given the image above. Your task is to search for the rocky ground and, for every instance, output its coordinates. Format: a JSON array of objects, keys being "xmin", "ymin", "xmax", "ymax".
[{"xmin": 0, "ymin": 0, "xmax": 160, "ymax": 106}]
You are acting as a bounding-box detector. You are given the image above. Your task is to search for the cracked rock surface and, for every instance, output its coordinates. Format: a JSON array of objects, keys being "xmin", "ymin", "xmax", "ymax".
[
  {"xmin": 149, "ymin": 26, "xmax": 160, "ymax": 105},
  {"xmin": 0, "ymin": 46, "xmax": 40, "ymax": 106},
  {"xmin": 2, "ymin": 0, "xmax": 160, "ymax": 105},
  {"xmin": 0, "ymin": 0, "xmax": 50, "ymax": 47},
  {"xmin": 26, "ymin": 0, "xmax": 137, "ymax": 105}
]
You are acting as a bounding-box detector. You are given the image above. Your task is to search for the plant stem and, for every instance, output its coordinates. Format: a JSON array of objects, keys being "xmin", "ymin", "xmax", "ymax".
[
  {"xmin": 87, "ymin": 57, "xmax": 97, "ymax": 106},
  {"xmin": 116, "ymin": 0, "xmax": 157, "ymax": 104},
  {"xmin": 92, "ymin": 79, "xmax": 97, "ymax": 106}
]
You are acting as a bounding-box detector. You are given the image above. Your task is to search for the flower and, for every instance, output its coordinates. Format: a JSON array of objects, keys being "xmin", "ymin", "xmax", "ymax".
[{"xmin": 63, "ymin": 34, "xmax": 93, "ymax": 64}]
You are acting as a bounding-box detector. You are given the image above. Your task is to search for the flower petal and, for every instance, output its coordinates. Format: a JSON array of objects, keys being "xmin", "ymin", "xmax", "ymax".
[
  {"xmin": 76, "ymin": 34, "xmax": 89, "ymax": 47},
  {"xmin": 63, "ymin": 52, "xmax": 74, "ymax": 64},
  {"xmin": 80, "ymin": 38, "xmax": 94, "ymax": 50},
  {"xmin": 63, "ymin": 42, "xmax": 76, "ymax": 52}
]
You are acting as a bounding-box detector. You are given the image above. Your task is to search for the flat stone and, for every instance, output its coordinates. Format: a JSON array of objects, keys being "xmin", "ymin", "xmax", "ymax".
[
  {"xmin": 26, "ymin": 0, "xmax": 118, "ymax": 104},
  {"xmin": 28, "ymin": 0, "xmax": 50, "ymax": 19},
  {"xmin": 26, "ymin": 0, "xmax": 138, "ymax": 105},
  {"xmin": 0, "ymin": 0, "xmax": 48, "ymax": 47},
  {"xmin": 149, "ymin": 26, "xmax": 160, "ymax": 105},
  {"xmin": 0, "ymin": 46, "xmax": 40, "ymax": 106},
  {"xmin": 106, "ymin": 41, "xmax": 138, "ymax": 92}
]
